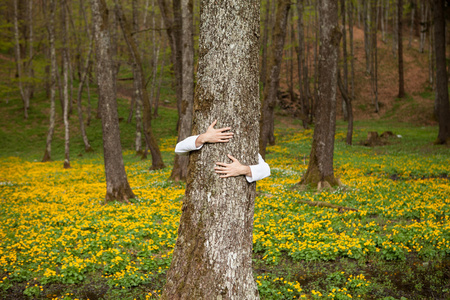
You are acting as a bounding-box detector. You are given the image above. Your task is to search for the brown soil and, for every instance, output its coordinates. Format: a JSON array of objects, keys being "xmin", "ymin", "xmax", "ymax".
[{"xmin": 278, "ymin": 25, "xmax": 437, "ymax": 126}]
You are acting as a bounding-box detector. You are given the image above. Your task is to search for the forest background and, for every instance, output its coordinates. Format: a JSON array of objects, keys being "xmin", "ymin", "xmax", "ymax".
[{"xmin": 0, "ymin": 0, "xmax": 450, "ymax": 299}]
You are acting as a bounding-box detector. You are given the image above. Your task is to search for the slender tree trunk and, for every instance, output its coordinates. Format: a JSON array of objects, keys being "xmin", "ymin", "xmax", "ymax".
[
  {"xmin": 408, "ymin": 0, "xmax": 415, "ymax": 48},
  {"xmin": 349, "ymin": 0, "xmax": 355, "ymax": 99},
  {"xmin": 115, "ymin": 0, "xmax": 165, "ymax": 170},
  {"xmin": 76, "ymin": 37, "xmax": 94, "ymax": 152},
  {"xmin": 158, "ymin": 0, "xmax": 183, "ymax": 130},
  {"xmin": 27, "ymin": 0, "xmax": 34, "ymax": 102},
  {"xmin": 171, "ymin": 0, "xmax": 194, "ymax": 181},
  {"xmin": 338, "ymin": 72, "xmax": 353, "ymax": 145},
  {"xmin": 393, "ymin": 0, "xmax": 398, "ymax": 57},
  {"xmin": 398, "ymin": 0, "xmax": 405, "ymax": 98},
  {"xmin": 87, "ymin": 72, "xmax": 92, "ymax": 126},
  {"xmin": 259, "ymin": 0, "xmax": 290, "ymax": 158},
  {"xmin": 341, "ymin": 0, "xmax": 348, "ymax": 120},
  {"xmin": 61, "ymin": 0, "xmax": 71, "ymax": 169},
  {"xmin": 419, "ymin": 0, "xmax": 427, "ymax": 53},
  {"xmin": 364, "ymin": 0, "xmax": 371, "ymax": 74},
  {"xmin": 433, "ymin": 0, "xmax": 450, "ymax": 144},
  {"xmin": 161, "ymin": 0, "xmax": 260, "ymax": 297},
  {"xmin": 132, "ymin": 0, "xmax": 142, "ymax": 154},
  {"xmin": 296, "ymin": 0, "xmax": 309, "ymax": 128},
  {"xmin": 299, "ymin": 0, "xmax": 340, "ymax": 189},
  {"xmin": 42, "ymin": 0, "xmax": 57, "ymax": 162},
  {"xmin": 381, "ymin": 0, "xmax": 386, "ymax": 42},
  {"xmin": 429, "ymin": 8, "xmax": 434, "ymax": 88},
  {"xmin": 153, "ymin": 51, "xmax": 166, "ymax": 117},
  {"xmin": 371, "ymin": 0, "xmax": 379, "ymax": 112},
  {"xmin": 90, "ymin": 0, "xmax": 136, "ymax": 202},
  {"xmin": 13, "ymin": 0, "xmax": 28, "ymax": 119},
  {"xmin": 260, "ymin": 0, "xmax": 271, "ymax": 90}
]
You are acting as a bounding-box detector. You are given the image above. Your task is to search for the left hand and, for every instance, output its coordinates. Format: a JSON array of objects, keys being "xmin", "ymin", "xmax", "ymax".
[{"xmin": 214, "ymin": 154, "xmax": 251, "ymax": 178}]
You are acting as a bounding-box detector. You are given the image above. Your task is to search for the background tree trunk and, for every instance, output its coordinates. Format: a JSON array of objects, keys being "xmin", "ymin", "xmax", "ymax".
[
  {"xmin": 76, "ymin": 36, "xmax": 93, "ymax": 152},
  {"xmin": 433, "ymin": 0, "xmax": 450, "ymax": 144},
  {"xmin": 299, "ymin": 0, "xmax": 340, "ymax": 189},
  {"xmin": 171, "ymin": 0, "xmax": 194, "ymax": 181},
  {"xmin": 90, "ymin": 0, "xmax": 136, "ymax": 202},
  {"xmin": 341, "ymin": 0, "xmax": 348, "ymax": 116},
  {"xmin": 161, "ymin": 0, "xmax": 260, "ymax": 298},
  {"xmin": 13, "ymin": 0, "xmax": 28, "ymax": 119},
  {"xmin": 62, "ymin": 0, "xmax": 71, "ymax": 169},
  {"xmin": 42, "ymin": 0, "xmax": 57, "ymax": 162},
  {"xmin": 115, "ymin": 0, "xmax": 165, "ymax": 170},
  {"xmin": 259, "ymin": 0, "xmax": 290, "ymax": 159},
  {"xmin": 398, "ymin": 0, "xmax": 405, "ymax": 98}
]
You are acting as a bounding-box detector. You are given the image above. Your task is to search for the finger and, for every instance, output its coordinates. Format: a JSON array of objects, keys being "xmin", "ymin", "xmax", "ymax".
[
  {"xmin": 217, "ymin": 127, "xmax": 232, "ymax": 132},
  {"xmin": 209, "ymin": 120, "xmax": 217, "ymax": 129},
  {"xmin": 215, "ymin": 162, "xmax": 228, "ymax": 167},
  {"xmin": 227, "ymin": 154, "xmax": 237, "ymax": 162},
  {"xmin": 217, "ymin": 139, "xmax": 230, "ymax": 143}
]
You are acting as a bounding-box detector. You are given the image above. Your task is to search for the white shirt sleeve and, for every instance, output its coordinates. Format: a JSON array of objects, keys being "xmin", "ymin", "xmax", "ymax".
[
  {"xmin": 245, "ymin": 154, "xmax": 271, "ymax": 183},
  {"xmin": 174, "ymin": 135, "xmax": 204, "ymax": 155}
]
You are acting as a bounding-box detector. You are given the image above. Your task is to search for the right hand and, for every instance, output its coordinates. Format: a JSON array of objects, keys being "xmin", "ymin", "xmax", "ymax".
[{"xmin": 196, "ymin": 120, "xmax": 234, "ymax": 147}]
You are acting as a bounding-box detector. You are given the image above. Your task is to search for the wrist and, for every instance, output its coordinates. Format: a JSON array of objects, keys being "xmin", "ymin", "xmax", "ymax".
[
  {"xmin": 195, "ymin": 134, "xmax": 205, "ymax": 147},
  {"xmin": 241, "ymin": 165, "xmax": 252, "ymax": 177}
]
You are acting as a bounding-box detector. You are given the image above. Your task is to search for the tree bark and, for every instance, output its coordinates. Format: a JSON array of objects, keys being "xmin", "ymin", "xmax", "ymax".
[
  {"xmin": 153, "ymin": 50, "xmax": 166, "ymax": 117},
  {"xmin": 296, "ymin": 0, "xmax": 309, "ymax": 129},
  {"xmin": 115, "ymin": 0, "xmax": 166, "ymax": 170},
  {"xmin": 13, "ymin": 0, "xmax": 28, "ymax": 119},
  {"xmin": 299, "ymin": 0, "xmax": 340, "ymax": 188},
  {"xmin": 260, "ymin": 0, "xmax": 271, "ymax": 91},
  {"xmin": 171, "ymin": 0, "xmax": 194, "ymax": 181},
  {"xmin": 76, "ymin": 36, "xmax": 94, "ymax": 152},
  {"xmin": 61, "ymin": 0, "xmax": 71, "ymax": 169},
  {"xmin": 433, "ymin": 0, "xmax": 450, "ymax": 144},
  {"xmin": 338, "ymin": 72, "xmax": 353, "ymax": 145},
  {"xmin": 259, "ymin": 0, "xmax": 290, "ymax": 159},
  {"xmin": 161, "ymin": 0, "xmax": 260, "ymax": 298},
  {"xmin": 364, "ymin": 0, "xmax": 371, "ymax": 74},
  {"xmin": 341, "ymin": 0, "xmax": 348, "ymax": 120},
  {"xmin": 408, "ymin": 0, "xmax": 415, "ymax": 48},
  {"xmin": 349, "ymin": 0, "xmax": 355, "ymax": 99},
  {"xmin": 90, "ymin": 0, "xmax": 136, "ymax": 202},
  {"xmin": 398, "ymin": 0, "xmax": 405, "ymax": 98},
  {"xmin": 371, "ymin": 0, "xmax": 379, "ymax": 112},
  {"xmin": 42, "ymin": 0, "xmax": 57, "ymax": 162}
]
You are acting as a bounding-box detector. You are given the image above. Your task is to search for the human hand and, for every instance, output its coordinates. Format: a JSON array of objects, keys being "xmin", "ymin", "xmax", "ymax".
[
  {"xmin": 196, "ymin": 120, "xmax": 234, "ymax": 147},
  {"xmin": 214, "ymin": 154, "xmax": 252, "ymax": 178}
]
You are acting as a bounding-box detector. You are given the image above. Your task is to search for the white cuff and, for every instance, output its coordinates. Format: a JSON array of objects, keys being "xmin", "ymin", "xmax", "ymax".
[{"xmin": 174, "ymin": 135, "xmax": 204, "ymax": 155}]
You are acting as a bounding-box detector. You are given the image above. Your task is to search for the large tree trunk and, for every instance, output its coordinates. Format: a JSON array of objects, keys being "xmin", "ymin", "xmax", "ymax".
[
  {"xmin": 90, "ymin": 0, "xmax": 136, "ymax": 202},
  {"xmin": 171, "ymin": 0, "xmax": 194, "ymax": 181},
  {"xmin": 42, "ymin": 0, "xmax": 57, "ymax": 162},
  {"xmin": 161, "ymin": 0, "xmax": 260, "ymax": 298},
  {"xmin": 259, "ymin": 0, "xmax": 290, "ymax": 159},
  {"xmin": 115, "ymin": 0, "xmax": 165, "ymax": 170},
  {"xmin": 398, "ymin": 0, "xmax": 405, "ymax": 98},
  {"xmin": 299, "ymin": 0, "xmax": 340, "ymax": 189},
  {"xmin": 433, "ymin": 0, "xmax": 450, "ymax": 144}
]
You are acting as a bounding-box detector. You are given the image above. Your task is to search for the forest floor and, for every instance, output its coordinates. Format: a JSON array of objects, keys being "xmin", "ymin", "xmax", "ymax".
[{"xmin": 0, "ymin": 26, "xmax": 450, "ymax": 300}]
